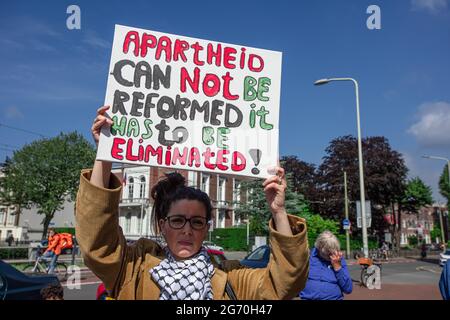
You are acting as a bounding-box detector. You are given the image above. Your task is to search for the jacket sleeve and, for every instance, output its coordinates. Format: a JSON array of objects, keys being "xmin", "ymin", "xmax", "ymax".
[
  {"xmin": 75, "ymin": 169, "xmax": 165, "ymax": 299},
  {"xmin": 334, "ymin": 259, "xmax": 353, "ymax": 294},
  {"xmin": 439, "ymin": 260, "xmax": 450, "ymax": 300},
  {"xmin": 227, "ymin": 215, "xmax": 309, "ymax": 300},
  {"xmin": 46, "ymin": 235, "xmax": 59, "ymax": 253},
  {"xmin": 75, "ymin": 169, "xmax": 127, "ymax": 293}
]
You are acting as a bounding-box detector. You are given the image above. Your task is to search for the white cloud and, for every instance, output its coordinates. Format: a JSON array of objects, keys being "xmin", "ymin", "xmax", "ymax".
[
  {"xmin": 411, "ymin": 0, "xmax": 448, "ymax": 14},
  {"xmin": 408, "ymin": 101, "xmax": 450, "ymax": 148},
  {"xmin": 401, "ymin": 150, "xmax": 446, "ymax": 203},
  {"xmin": 4, "ymin": 106, "xmax": 24, "ymax": 120}
]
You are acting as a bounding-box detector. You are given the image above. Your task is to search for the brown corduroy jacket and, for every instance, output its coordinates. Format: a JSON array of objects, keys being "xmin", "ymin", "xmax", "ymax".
[{"xmin": 75, "ymin": 170, "xmax": 309, "ymax": 300}]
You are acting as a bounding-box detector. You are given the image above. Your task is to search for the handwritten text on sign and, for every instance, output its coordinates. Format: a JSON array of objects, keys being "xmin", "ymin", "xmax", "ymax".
[{"xmin": 97, "ymin": 25, "xmax": 281, "ymax": 178}]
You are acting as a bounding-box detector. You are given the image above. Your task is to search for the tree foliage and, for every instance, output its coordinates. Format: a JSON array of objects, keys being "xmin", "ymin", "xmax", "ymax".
[
  {"xmin": 401, "ymin": 177, "xmax": 433, "ymax": 213},
  {"xmin": 0, "ymin": 132, "xmax": 96, "ymax": 238},
  {"xmin": 234, "ymin": 174, "xmax": 339, "ymax": 247},
  {"xmin": 316, "ymin": 135, "xmax": 407, "ymax": 216},
  {"xmin": 234, "ymin": 174, "xmax": 309, "ymax": 236},
  {"xmin": 439, "ymin": 163, "xmax": 450, "ymax": 205},
  {"xmin": 311, "ymin": 135, "xmax": 408, "ymax": 243},
  {"xmin": 280, "ymin": 156, "xmax": 317, "ymax": 201}
]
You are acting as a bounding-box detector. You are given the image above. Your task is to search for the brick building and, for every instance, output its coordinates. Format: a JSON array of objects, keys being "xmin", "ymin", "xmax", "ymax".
[{"xmin": 113, "ymin": 165, "xmax": 251, "ymax": 240}]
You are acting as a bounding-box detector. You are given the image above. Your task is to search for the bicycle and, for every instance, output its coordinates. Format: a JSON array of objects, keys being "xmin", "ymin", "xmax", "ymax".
[
  {"xmin": 23, "ymin": 249, "xmax": 68, "ymax": 279},
  {"xmin": 358, "ymin": 257, "xmax": 382, "ymax": 288},
  {"xmin": 370, "ymin": 248, "xmax": 391, "ymax": 261}
]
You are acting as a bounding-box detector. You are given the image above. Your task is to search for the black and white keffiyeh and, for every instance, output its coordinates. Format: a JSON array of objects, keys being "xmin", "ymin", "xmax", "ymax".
[{"xmin": 149, "ymin": 247, "xmax": 215, "ymax": 300}]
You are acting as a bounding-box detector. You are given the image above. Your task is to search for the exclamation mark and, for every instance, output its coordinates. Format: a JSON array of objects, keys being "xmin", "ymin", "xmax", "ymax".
[{"xmin": 249, "ymin": 149, "xmax": 262, "ymax": 175}]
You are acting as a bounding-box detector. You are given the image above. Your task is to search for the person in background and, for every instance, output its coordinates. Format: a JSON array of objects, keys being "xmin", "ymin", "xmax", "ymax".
[
  {"xmin": 6, "ymin": 234, "xmax": 14, "ymax": 247},
  {"xmin": 420, "ymin": 242, "xmax": 427, "ymax": 260},
  {"xmin": 41, "ymin": 228, "xmax": 62, "ymax": 274},
  {"xmin": 300, "ymin": 230, "xmax": 353, "ymax": 300},
  {"xmin": 381, "ymin": 241, "xmax": 389, "ymax": 261}
]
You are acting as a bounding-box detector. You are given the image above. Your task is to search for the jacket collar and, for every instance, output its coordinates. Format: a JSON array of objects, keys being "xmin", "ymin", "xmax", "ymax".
[{"xmin": 142, "ymin": 254, "xmax": 227, "ymax": 300}]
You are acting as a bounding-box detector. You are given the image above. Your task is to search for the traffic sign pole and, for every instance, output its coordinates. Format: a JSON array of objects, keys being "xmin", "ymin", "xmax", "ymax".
[{"xmin": 344, "ymin": 171, "xmax": 350, "ymax": 259}]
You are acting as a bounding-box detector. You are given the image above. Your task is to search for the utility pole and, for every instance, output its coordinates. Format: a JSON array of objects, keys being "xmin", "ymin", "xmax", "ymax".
[
  {"xmin": 344, "ymin": 171, "xmax": 351, "ymax": 259},
  {"xmin": 247, "ymin": 214, "xmax": 250, "ymax": 250},
  {"xmin": 438, "ymin": 205, "xmax": 446, "ymax": 251}
]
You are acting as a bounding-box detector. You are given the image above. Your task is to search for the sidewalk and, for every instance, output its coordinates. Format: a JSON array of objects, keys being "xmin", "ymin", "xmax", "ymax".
[{"xmin": 346, "ymin": 283, "xmax": 442, "ymax": 300}]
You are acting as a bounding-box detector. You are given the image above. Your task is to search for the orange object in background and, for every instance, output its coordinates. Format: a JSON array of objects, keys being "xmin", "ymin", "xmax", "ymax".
[{"xmin": 357, "ymin": 257, "xmax": 373, "ymax": 266}]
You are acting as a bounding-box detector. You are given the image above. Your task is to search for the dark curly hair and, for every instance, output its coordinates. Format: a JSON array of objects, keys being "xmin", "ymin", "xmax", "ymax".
[
  {"xmin": 40, "ymin": 283, "xmax": 64, "ymax": 300},
  {"xmin": 151, "ymin": 172, "xmax": 212, "ymax": 234}
]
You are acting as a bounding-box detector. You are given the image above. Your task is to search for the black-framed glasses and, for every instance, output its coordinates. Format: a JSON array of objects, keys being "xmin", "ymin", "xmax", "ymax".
[{"xmin": 165, "ymin": 215, "xmax": 209, "ymax": 230}]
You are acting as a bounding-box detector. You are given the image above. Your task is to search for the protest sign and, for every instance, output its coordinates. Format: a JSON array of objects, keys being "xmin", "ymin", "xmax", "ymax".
[{"xmin": 97, "ymin": 24, "xmax": 282, "ymax": 178}]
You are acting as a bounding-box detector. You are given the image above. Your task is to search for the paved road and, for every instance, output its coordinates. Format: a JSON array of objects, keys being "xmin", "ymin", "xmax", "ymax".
[
  {"xmin": 345, "ymin": 258, "xmax": 443, "ymax": 299},
  {"xmin": 63, "ymin": 269, "xmax": 102, "ymax": 300}
]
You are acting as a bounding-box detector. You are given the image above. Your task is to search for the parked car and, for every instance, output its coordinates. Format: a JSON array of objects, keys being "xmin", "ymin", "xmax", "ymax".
[
  {"xmin": 0, "ymin": 259, "xmax": 60, "ymax": 300},
  {"xmin": 240, "ymin": 245, "xmax": 270, "ymax": 269},
  {"xmin": 203, "ymin": 241, "xmax": 224, "ymax": 252},
  {"xmin": 440, "ymin": 249, "xmax": 450, "ymax": 267}
]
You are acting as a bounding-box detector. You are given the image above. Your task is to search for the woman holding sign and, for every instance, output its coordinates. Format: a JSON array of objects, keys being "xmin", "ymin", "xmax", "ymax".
[{"xmin": 75, "ymin": 105, "xmax": 309, "ymax": 300}]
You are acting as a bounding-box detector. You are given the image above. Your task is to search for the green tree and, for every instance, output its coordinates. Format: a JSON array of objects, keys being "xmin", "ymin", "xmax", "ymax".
[
  {"xmin": 297, "ymin": 210, "xmax": 339, "ymax": 248},
  {"xmin": 235, "ymin": 174, "xmax": 340, "ymax": 249},
  {"xmin": 315, "ymin": 135, "xmax": 408, "ymax": 251},
  {"xmin": 235, "ymin": 174, "xmax": 309, "ymax": 236},
  {"xmin": 280, "ymin": 156, "xmax": 318, "ymax": 203},
  {"xmin": 401, "ymin": 177, "xmax": 433, "ymax": 213},
  {"xmin": 439, "ymin": 163, "xmax": 450, "ymax": 205},
  {"xmin": 0, "ymin": 132, "xmax": 96, "ymax": 239},
  {"xmin": 395, "ymin": 177, "xmax": 433, "ymax": 251},
  {"xmin": 430, "ymin": 226, "xmax": 442, "ymax": 243}
]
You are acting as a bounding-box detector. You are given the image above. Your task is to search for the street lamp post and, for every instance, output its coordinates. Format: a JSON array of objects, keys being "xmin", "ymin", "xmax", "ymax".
[
  {"xmin": 315, "ymin": 78, "xmax": 369, "ymax": 258},
  {"xmin": 422, "ymin": 155, "xmax": 450, "ymax": 249}
]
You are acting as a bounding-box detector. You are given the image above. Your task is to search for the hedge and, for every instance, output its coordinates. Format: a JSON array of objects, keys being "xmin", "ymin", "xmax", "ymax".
[
  {"xmin": 54, "ymin": 227, "xmax": 75, "ymax": 235},
  {"xmin": 0, "ymin": 247, "xmax": 28, "ymax": 260},
  {"xmin": 336, "ymin": 235, "xmax": 378, "ymax": 250},
  {"xmin": 211, "ymin": 227, "xmax": 247, "ymax": 251}
]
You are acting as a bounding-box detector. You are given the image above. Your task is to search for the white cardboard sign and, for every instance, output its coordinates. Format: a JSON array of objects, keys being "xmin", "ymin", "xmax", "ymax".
[{"xmin": 97, "ymin": 24, "xmax": 282, "ymax": 178}]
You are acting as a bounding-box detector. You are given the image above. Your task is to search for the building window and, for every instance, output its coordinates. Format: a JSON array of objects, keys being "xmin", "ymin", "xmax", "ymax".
[
  {"xmin": 139, "ymin": 176, "xmax": 146, "ymax": 199},
  {"xmin": 201, "ymin": 174, "xmax": 210, "ymax": 195},
  {"xmin": 7, "ymin": 211, "xmax": 15, "ymax": 226},
  {"xmin": 128, "ymin": 177, "xmax": 134, "ymax": 199},
  {"xmin": 0, "ymin": 208, "xmax": 5, "ymax": 225},
  {"xmin": 247, "ymin": 187, "xmax": 254, "ymax": 204},
  {"xmin": 401, "ymin": 233, "xmax": 407, "ymax": 245},
  {"xmin": 217, "ymin": 209, "xmax": 226, "ymax": 228},
  {"xmin": 125, "ymin": 213, "xmax": 131, "ymax": 234},
  {"xmin": 188, "ymin": 171, "xmax": 198, "ymax": 187},
  {"xmin": 233, "ymin": 179, "xmax": 241, "ymax": 204},
  {"xmin": 218, "ymin": 177, "xmax": 226, "ymax": 202}
]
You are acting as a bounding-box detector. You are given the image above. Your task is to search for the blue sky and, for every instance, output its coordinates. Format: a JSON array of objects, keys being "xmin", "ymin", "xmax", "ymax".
[{"xmin": 0, "ymin": 0, "xmax": 449, "ymax": 202}]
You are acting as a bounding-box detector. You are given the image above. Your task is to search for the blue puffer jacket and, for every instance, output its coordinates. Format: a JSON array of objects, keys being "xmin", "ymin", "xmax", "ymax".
[
  {"xmin": 439, "ymin": 259, "xmax": 450, "ymax": 300},
  {"xmin": 300, "ymin": 248, "xmax": 353, "ymax": 300}
]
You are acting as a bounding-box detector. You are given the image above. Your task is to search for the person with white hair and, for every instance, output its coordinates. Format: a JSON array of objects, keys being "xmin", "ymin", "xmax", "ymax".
[{"xmin": 299, "ymin": 230, "xmax": 353, "ymax": 300}]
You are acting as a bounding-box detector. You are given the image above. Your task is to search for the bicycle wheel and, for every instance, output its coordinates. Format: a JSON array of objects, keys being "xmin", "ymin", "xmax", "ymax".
[
  {"xmin": 54, "ymin": 263, "xmax": 68, "ymax": 277},
  {"xmin": 23, "ymin": 264, "xmax": 40, "ymax": 274},
  {"xmin": 360, "ymin": 268, "xmax": 368, "ymax": 286}
]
